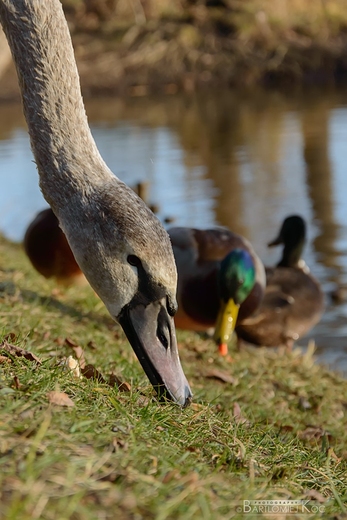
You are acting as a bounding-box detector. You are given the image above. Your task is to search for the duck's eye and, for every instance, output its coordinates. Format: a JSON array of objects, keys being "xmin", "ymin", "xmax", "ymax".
[{"xmin": 127, "ymin": 255, "xmax": 142, "ymax": 268}]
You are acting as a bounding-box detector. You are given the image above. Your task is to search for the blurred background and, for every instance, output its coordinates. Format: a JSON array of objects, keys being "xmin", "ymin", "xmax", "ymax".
[{"xmin": 0, "ymin": 0, "xmax": 347, "ymax": 370}]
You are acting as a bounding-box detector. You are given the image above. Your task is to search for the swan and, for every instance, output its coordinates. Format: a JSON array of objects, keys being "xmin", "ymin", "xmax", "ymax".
[{"xmin": 0, "ymin": 0, "xmax": 192, "ymax": 406}]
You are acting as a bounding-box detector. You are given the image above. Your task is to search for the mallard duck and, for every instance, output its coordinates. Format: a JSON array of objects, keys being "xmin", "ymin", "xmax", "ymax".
[
  {"xmin": 168, "ymin": 227, "xmax": 266, "ymax": 355},
  {"xmin": 24, "ymin": 208, "xmax": 84, "ymax": 285},
  {"xmin": 236, "ymin": 215, "xmax": 325, "ymax": 348},
  {"xmin": 0, "ymin": 0, "xmax": 191, "ymax": 406}
]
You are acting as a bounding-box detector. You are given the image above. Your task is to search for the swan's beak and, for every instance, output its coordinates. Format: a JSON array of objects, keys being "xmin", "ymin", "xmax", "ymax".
[
  {"xmin": 118, "ymin": 298, "xmax": 192, "ymax": 407},
  {"xmin": 213, "ymin": 298, "xmax": 240, "ymax": 356}
]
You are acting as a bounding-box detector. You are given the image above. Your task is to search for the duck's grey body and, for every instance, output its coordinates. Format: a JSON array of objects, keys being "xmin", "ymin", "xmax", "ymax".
[{"xmin": 0, "ymin": 0, "xmax": 191, "ymax": 406}]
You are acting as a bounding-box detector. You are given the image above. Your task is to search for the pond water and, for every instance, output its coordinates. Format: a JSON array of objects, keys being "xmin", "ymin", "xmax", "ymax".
[{"xmin": 0, "ymin": 87, "xmax": 347, "ymax": 372}]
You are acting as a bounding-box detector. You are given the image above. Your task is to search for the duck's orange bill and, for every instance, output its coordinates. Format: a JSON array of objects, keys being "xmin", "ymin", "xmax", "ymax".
[
  {"xmin": 218, "ymin": 343, "xmax": 229, "ymax": 356},
  {"xmin": 214, "ymin": 299, "xmax": 240, "ymax": 356}
]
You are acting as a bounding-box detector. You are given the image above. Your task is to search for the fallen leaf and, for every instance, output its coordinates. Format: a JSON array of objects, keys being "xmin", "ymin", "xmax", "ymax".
[
  {"xmin": 65, "ymin": 338, "xmax": 86, "ymax": 369},
  {"xmin": 81, "ymin": 364, "xmax": 107, "ymax": 383},
  {"xmin": 233, "ymin": 402, "xmax": 250, "ymax": 426},
  {"xmin": 109, "ymin": 373, "xmax": 131, "ymax": 392},
  {"xmin": 0, "ymin": 355, "xmax": 11, "ymax": 364},
  {"xmin": 0, "ymin": 341, "xmax": 41, "ymax": 364},
  {"xmin": 64, "ymin": 337, "xmax": 78, "ymax": 347},
  {"xmin": 72, "ymin": 346, "xmax": 86, "ymax": 369},
  {"xmin": 61, "ymin": 356, "xmax": 82, "ymax": 379},
  {"xmin": 204, "ymin": 369, "xmax": 237, "ymax": 385},
  {"xmin": 233, "ymin": 401, "xmax": 242, "ymax": 419},
  {"xmin": 278, "ymin": 424, "xmax": 294, "ymax": 434},
  {"xmin": 48, "ymin": 391, "xmax": 74, "ymax": 407},
  {"xmin": 298, "ymin": 425, "xmax": 332, "ymax": 442},
  {"xmin": 81, "ymin": 364, "xmax": 132, "ymax": 392},
  {"xmin": 118, "ymin": 381, "xmax": 131, "ymax": 392},
  {"xmin": 3, "ymin": 332, "xmax": 17, "ymax": 342},
  {"xmin": 108, "ymin": 373, "xmax": 122, "ymax": 386},
  {"xmin": 186, "ymin": 445, "xmax": 201, "ymax": 453},
  {"xmin": 303, "ymin": 489, "xmax": 326, "ymax": 503}
]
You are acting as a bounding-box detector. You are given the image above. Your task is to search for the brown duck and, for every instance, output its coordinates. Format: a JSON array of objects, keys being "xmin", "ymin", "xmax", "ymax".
[
  {"xmin": 24, "ymin": 208, "xmax": 85, "ymax": 286},
  {"xmin": 236, "ymin": 215, "xmax": 325, "ymax": 348}
]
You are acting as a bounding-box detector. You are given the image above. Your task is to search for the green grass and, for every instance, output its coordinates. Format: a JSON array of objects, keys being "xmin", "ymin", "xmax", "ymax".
[{"xmin": 1, "ymin": 233, "xmax": 347, "ymax": 519}]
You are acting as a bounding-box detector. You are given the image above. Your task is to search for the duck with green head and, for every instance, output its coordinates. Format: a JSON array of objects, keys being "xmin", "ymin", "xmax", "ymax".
[{"xmin": 168, "ymin": 227, "xmax": 266, "ymax": 355}]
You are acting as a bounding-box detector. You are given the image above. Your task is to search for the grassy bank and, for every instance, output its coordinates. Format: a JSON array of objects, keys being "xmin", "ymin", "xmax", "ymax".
[{"xmin": 1, "ymin": 233, "xmax": 347, "ymax": 519}]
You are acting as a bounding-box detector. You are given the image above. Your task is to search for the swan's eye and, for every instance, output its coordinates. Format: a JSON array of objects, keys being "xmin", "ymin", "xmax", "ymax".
[
  {"xmin": 157, "ymin": 307, "xmax": 170, "ymax": 350},
  {"xmin": 157, "ymin": 326, "xmax": 169, "ymax": 350},
  {"xmin": 127, "ymin": 255, "xmax": 142, "ymax": 268}
]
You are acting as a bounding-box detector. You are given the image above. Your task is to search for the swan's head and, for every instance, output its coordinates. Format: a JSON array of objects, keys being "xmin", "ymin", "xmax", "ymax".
[
  {"xmin": 60, "ymin": 181, "xmax": 192, "ymax": 407},
  {"xmin": 213, "ymin": 249, "xmax": 256, "ymax": 355}
]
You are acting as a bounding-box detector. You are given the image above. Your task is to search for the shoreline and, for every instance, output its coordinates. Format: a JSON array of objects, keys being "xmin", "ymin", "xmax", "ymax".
[{"xmin": 2, "ymin": 9, "xmax": 347, "ymax": 101}]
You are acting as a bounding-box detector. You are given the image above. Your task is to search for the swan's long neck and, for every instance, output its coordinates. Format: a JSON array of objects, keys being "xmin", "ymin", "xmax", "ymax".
[{"xmin": 0, "ymin": 0, "xmax": 113, "ymax": 208}]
